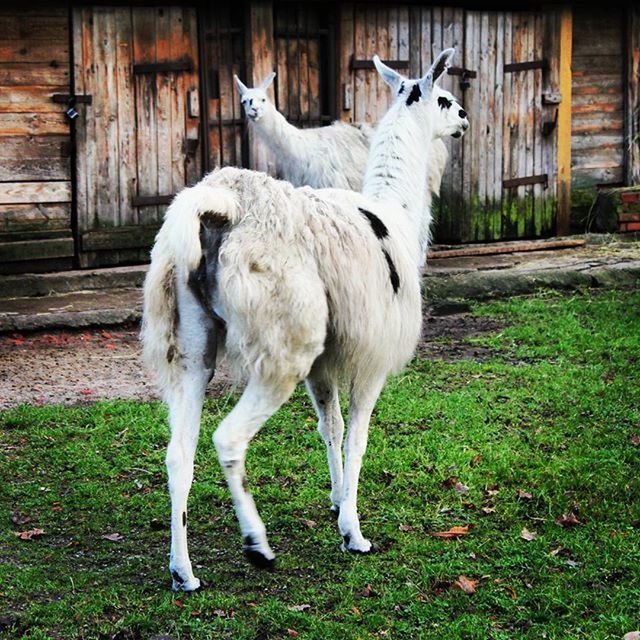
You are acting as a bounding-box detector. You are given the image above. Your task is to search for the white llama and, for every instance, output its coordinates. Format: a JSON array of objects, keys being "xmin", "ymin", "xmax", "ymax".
[
  {"xmin": 142, "ymin": 49, "xmax": 468, "ymax": 591},
  {"xmin": 234, "ymin": 71, "xmax": 453, "ymax": 201}
]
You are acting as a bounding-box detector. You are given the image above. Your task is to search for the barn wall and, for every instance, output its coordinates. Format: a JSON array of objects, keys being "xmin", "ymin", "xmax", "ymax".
[
  {"xmin": 571, "ymin": 7, "xmax": 625, "ymax": 193},
  {"xmin": 627, "ymin": 6, "xmax": 640, "ymax": 186},
  {"xmin": 0, "ymin": 7, "xmax": 74, "ymax": 272}
]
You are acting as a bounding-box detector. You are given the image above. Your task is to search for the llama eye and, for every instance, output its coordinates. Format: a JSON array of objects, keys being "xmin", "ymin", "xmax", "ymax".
[{"xmin": 262, "ymin": 98, "xmax": 266, "ymax": 102}]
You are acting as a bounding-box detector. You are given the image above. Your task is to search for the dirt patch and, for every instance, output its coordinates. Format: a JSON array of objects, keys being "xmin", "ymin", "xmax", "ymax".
[{"xmin": 0, "ymin": 310, "xmax": 506, "ymax": 409}]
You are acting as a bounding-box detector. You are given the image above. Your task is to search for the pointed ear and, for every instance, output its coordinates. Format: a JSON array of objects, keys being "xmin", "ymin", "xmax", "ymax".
[
  {"xmin": 373, "ymin": 55, "xmax": 403, "ymax": 92},
  {"xmin": 234, "ymin": 74, "xmax": 249, "ymax": 96},
  {"xmin": 430, "ymin": 48, "xmax": 456, "ymax": 84},
  {"xmin": 259, "ymin": 71, "xmax": 276, "ymax": 90}
]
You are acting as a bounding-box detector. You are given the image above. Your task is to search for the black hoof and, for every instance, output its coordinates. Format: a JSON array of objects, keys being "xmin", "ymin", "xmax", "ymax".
[
  {"xmin": 244, "ymin": 547, "xmax": 276, "ymax": 569},
  {"xmin": 330, "ymin": 505, "xmax": 340, "ymax": 519}
]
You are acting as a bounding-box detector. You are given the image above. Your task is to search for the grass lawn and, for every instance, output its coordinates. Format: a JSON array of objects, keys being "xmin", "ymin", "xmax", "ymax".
[{"xmin": 1, "ymin": 289, "xmax": 639, "ymax": 639}]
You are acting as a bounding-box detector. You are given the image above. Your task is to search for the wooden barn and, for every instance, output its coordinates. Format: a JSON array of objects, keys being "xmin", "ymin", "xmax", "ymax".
[{"xmin": 0, "ymin": 2, "xmax": 638, "ymax": 274}]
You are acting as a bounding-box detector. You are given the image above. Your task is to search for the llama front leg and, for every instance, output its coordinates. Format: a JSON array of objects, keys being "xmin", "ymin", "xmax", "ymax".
[
  {"xmin": 165, "ymin": 371, "xmax": 209, "ymax": 591},
  {"xmin": 338, "ymin": 378, "xmax": 385, "ymax": 553},
  {"xmin": 213, "ymin": 377, "xmax": 296, "ymax": 567},
  {"xmin": 305, "ymin": 374, "xmax": 344, "ymax": 512}
]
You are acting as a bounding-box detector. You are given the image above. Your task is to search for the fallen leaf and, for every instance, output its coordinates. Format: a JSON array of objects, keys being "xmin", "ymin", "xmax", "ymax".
[
  {"xmin": 173, "ymin": 600, "xmax": 184, "ymax": 608},
  {"xmin": 481, "ymin": 507, "xmax": 496, "ymax": 514},
  {"xmin": 470, "ymin": 454, "xmax": 483, "ymax": 466},
  {"xmin": 431, "ymin": 525, "xmax": 469, "ymax": 539},
  {"xmin": 516, "ymin": 489, "xmax": 533, "ymax": 501},
  {"xmin": 360, "ymin": 584, "xmax": 375, "ymax": 598},
  {"xmin": 454, "ymin": 482, "xmax": 470, "ymax": 495},
  {"xmin": 485, "ymin": 488, "xmax": 499, "ymax": 497},
  {"xmin": 555, "ymin": 513, "xmax": 581, "ymax": 528},
  {"xmin": 10, "ymin": 511, "xmax": 32, "ymax": 526},
  {"xmin": 351, "ymin": 606, "xmax": 361, "ymax": 616},
  {"xmin": 102, "ymin": 533, "xmax": 124, "ymax": 542},
  {"xmin": 287, "ymin": 630, "xmax": 299, "ymax": 637},
  {"xmin": 441, "ymin": 476, "xmax": 458, "ymax": 489},
  {"xmin": 501, "ymin": 584, "xmax": 517, "ymax": 600},
  {"xmin": 297, "ymin": 517, "xmax": 317, "ymax": 529},
  {"xmin": 521, "ymin": 528, "xmax": 537, "ymax": 541},
  {"xmin": 565, "ymin": 559, "xmax": 579, "ymax": 567},
  {"xmin": 13, "ymin": 528, "xmax": 45, "ymax": 540},
  {"xmin": 630, "ymin": 434, "xmax": 640, "ymax": 447},
  {"xmin": 399, "ymin": 524, "xmax": 414, "ymax": 532},
  {"xmin": 550, "ymin": 547, "xmax": 563, "ymax": 557},
  {"xmin": 287, "ymin": 604, "xmax": 311, "ymax": 612},
  {"xmin": 454, "ymin": 575, "xmax": 477, "ymax": 594}
]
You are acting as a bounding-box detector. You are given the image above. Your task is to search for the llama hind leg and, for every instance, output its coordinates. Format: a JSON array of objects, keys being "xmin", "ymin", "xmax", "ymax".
[
  {"xmin": 213, "ymin": 376, "xmax": 297, "ymax": 567},
  {"xmin": 338, "ymin": 377, "xmax": 386, "ymax": 553},
  {"xmin": 166, "ymin": 368, "xmax": 210, "ymax": 591},
  {"xmin": 305, "ymin": 374, "xmax": 344, "ymax": 512}
]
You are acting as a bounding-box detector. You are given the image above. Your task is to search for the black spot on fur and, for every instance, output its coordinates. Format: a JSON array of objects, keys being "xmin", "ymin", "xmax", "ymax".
[
  {"xmin": 343, "ymin": 534, "xmax": 351, "ymax": 546},
  {"xmin": 167, "ymin": 345, "xmax": 176, "ymax": 363},
  {"xmin": 171, "ymin": 570, "xmax": 185, "ymax": 585},
  {"xmin": 224, "ymin": 460, "xmax": 238, "ymax": 470},
  {"xmin": 398, "ymin": 82, "xmax": 405, "ymax": 95},
  {"xmin": 182, "ymin": 512, "xmax": 187, "ymax": 527},
  {"xmin": 438, "ymin": 96, "xmax": 453, "ymax": 109},
  {"xmin": 203, "ymin": 327, "xmax": 217, "ymax": 370},
  {"xmin": 242, "ymin": 475, "xmax": 249, "ymax": 492},
  {"xmin": 383, "ymin": 249, "xmax": 400, "ymax": 294},
  {"xmin": 358, "ymin": 207, "xmax": 389, "ymax": 239},
  {"xmin": 406, "ymin": 83, "xmax": 422, "ymax": 106}
]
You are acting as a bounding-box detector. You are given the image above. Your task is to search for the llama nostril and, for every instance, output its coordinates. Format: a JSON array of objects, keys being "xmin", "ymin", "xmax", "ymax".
[{"xmin": 459, "ymin": 109, "xmax": 467, "ymax": 118}]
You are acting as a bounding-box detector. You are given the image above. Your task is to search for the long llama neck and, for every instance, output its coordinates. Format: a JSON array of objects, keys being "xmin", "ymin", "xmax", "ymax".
[
  {"xmin": 250, "ymin": 105, "xmax": 302, "ymax": 157},
  {"xmin": 362, "ymin": 103, "xmax": 433, "ymax": 244}
]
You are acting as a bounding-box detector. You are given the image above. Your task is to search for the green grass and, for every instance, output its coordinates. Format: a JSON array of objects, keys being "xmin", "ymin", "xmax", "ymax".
[{"xmin": 1, "ymin": 289, "xmax": 639, "ymax": 639}]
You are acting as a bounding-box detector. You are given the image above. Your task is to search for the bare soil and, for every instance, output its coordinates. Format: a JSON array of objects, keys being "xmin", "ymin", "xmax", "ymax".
[{"xmin": 0, "ymin": 311, "xmax": 504, "ymax": 409}]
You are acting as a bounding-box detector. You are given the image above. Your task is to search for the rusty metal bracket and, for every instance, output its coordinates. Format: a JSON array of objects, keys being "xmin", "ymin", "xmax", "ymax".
[
  {"xmin": 503, "ymin": 174, "xmax": 549, "ymax": 189},
  {"xmin": 504, "ymin": 60, "xmax": 548, "ymax": 73}
]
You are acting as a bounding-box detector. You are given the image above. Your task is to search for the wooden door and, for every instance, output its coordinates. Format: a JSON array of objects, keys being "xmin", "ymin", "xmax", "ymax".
[
  {"xmin": 339, "ymin": 5, "xmax": 559, "ymax": 243},
  {"xmin": 73, "ymin": 6, "xmax": 201, "ymax": 268}
]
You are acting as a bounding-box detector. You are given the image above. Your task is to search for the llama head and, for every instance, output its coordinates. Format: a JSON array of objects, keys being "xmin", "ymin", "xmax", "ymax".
[
  {"xmin": 373, "ymin": 49, "xmax": 469, "ymax": 140},
  {"xmin": 234, "ymin": 72, "xmax": 276, "ymax": 122}
]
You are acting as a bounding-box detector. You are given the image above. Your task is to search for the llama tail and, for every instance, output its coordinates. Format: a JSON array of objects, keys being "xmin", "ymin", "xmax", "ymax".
[{"xmin": 141, "ymin": 183, "xmax": 238, "ymax": 396}]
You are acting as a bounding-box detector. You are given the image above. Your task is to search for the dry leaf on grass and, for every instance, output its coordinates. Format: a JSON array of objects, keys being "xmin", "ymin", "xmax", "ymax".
[
  {"xmin": 399, "ymin": 524, "xmax": 414, "ymax": 532},
  {"xmin": 454, "ymin": 482, "xmax": 470, "ymax": 495},
  {"xmin": 287, "ymin": 604, "xmax": 311, "ymax": 612},
  {"xmin": 520, "ymin": 528, "xmax": 537, "ymax": 541},
  {"xmin": 102, "ymin": 533, "xmax": 124, "ymax": 542},
  {"xmin": 360, "ymin": 584, "xmax": 376, "ymax": 598},
  {"xmin": 555, "ymin": 513, "xmax": 581, "ymax": 528},
  {"xmin": 10, "ymin": 511, "xmax": 32, "ymax": 526},
  {"xmin": 287, "ymin": 630, "xmax": 299, "ymax": 638},
  {"xmin": 454, "ymin": 575, "xmax": 478, "ymax": 594},
  {"xmin": 13, "ymin": 528, "xmax": 45, "ymax": 540},
  {"xmin": 516, "ymin": 489, "xmax": 533, "ymax": 500},
  {"xmin": 431, "ymin": 525, "xmax": 469, "ymax": 539}
]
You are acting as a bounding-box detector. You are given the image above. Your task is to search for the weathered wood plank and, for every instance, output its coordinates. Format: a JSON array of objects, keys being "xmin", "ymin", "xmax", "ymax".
[
  {"xmin": 353, "ymin": 5, "xmax": 366, "ymax": 123},
  {"xmin": 0, "ymin": 181, "xmax": 71, "ymax": 204},
  {"xmin": 0, "ymin": 41, "xmax": 68, "ymax": 63},
  {"xmin": 0, "ymin": 63, "xmax": 69, "ymax": 86},
  {"xmin": 337, "ymin": 4, "xmax": 354, "ymax": 121},
  {"xmin": 81, "ymin": 225, "xmax": 160, "ymax": 251},
  {"xmin": 0, "ymin": 112, "xmax": 67, "ymax": 135},
  {"xmin": 0, "ymin": 86, "xmax": 69, "ymax": 113},
  {"xmin": 0, "ymin": 203, "xmax": 70, "ymax": 232},
  {"xmin": 0, "ymin": 157, "xmax": 69, "ymax": 181},
  {"xmin": 626, "ymin": 6, "xmax": 640, "ymax": 184},
  {"xmin": 0, "ymin": 15, "xmax": 68, "ymax": 41},
  {"xmin": 501, "ymin": 12, "xmax": 515, "ymax": 239},
  {"xmin": 0, "ymin": 236, "xmax": 74, "ymax": 262},
  {"xmin": 0, "ymin": 134, "xmax": 68, "ymax": 158}
]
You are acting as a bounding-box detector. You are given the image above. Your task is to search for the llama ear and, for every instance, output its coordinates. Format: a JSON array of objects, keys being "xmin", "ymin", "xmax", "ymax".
[
  {"xmin": 259, "ymin": 71, "xmax": 276, "ymax": 90},
  {"xmin": 429, "ymin": 48, "xmax": 456, "ymax": 84},
  {"xmin": 373, "ymin": 55, "xmax": 403, "ymax": 92},
  {"xmin": 234, "ymin": 75, "xmax": 249, "ymax": 96}
]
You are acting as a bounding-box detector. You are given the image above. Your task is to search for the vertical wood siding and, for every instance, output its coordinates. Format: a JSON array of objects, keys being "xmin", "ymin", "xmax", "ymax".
[
  {"xmin": 73, "ymin": 6, "xmax": 200, "ymax": 267},
  {"xmin": 626, "ymin": 6, "xmax": 640, "ymax": 186}
]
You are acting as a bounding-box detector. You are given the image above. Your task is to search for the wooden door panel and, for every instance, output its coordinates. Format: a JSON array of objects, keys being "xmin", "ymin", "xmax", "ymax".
[{"xmin": 73, "ymin": 6, "xmax": 200, "ymax": 267}]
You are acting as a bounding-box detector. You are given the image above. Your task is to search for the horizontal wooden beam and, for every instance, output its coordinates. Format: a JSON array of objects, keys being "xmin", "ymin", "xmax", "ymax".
[
  {"xmin": 504, "ymin": 59, "xmax": 548, "ymax": 73},
  {"xmin": 350, "ymin": 57, "xmax": 409, "ymax": 70},
  {"xmin": 81, "ymin": 225, "xmax": 161, "ymax": 251},
  {"xmin": 0, "ymin": 236, "xmax": 73, "ymax": 262},
  {"xmin": 428, "ymin": 238, "xmax": 587, "ymax": 260},
  {"xmin": 131, "ymin": 195, "xmax": 173, "ymax": 207},
  {"xmin": 0, "ymin": 181, "xmax": 71, "ymax": 205}
]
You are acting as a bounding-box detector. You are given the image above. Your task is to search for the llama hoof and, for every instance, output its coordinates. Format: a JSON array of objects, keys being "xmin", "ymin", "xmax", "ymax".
[
  {"xmin": 170, "ymin": 570, "xmax": 201, "ymax": 592},
  {"xmin": 330, "ymin": 504, "xmax": 340, "ymax": 518},
  {"xmin": 244, "ymin": 547, "xmax": 276, "ymax": 569},
  {"xmin": 340, "ymin": 534, "xmax": 376, "ymax": 554},
  {"xmin": 243, "ymin": 535, "xmax": 276, "ymax": 569}
]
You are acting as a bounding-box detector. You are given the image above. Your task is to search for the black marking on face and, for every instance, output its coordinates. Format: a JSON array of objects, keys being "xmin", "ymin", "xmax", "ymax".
[
  {"xmin": 438, "ymin": 96, "xmax": 453, "ymax": 109},
  {"xmin": 459, "ymin": 108, "xmax": 467, "ymax": 118},
  {"xmin": 398, "ymin": 82, "xmax": 405, "ymax": 95},
  {"xmin": 383, "ymin": 249, "xmax": 400, "ymax": 294},
  {"xmin": 182, "ymin": 512, "xmax": 187, "ymax": 527},
  {"xmin": 171, "ymin": 570, "xmax": 185, "ymax": 585},
  {"xmin": 406, "ymin": 83, "xmax": 422, "ymax": 106},
  {"xmin": 359, "ymin": 207, "xmax": 389, "ymax": 239},
  {"xmin": 451, "ymin": 131, "xmax": 462, "ymax": 139}
]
